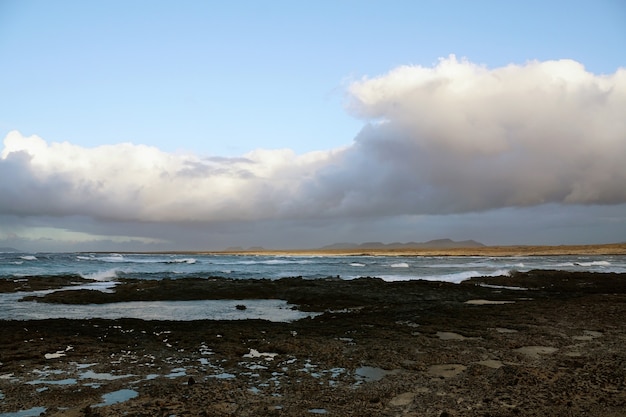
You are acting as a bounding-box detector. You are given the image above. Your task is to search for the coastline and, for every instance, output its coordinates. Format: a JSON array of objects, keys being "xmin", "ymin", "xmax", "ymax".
[
  {"xmin": 1, "ymin": 270, "xmax": 626, "ymax": 416},
  {"xmin": 147, "ymin": 242, "xmax": 626, "ymax": 257}
]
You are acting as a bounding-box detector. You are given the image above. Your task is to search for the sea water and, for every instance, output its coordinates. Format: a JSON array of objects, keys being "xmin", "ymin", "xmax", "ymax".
[
  {"xmin": 2, "ymin": 252, "xmax": 625, "ymax": 282},
  {"xmin": 0, "ymin": 252, "xmax": 624, "ymax": 321}
]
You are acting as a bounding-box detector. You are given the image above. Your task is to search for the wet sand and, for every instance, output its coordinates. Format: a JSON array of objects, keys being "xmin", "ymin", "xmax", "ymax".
[{"xmin": 1, "ymin": 270, "xmax": 626, "ymax": 416}]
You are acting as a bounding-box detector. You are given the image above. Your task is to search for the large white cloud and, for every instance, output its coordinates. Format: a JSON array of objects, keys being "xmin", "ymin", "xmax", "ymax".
[
  {"xmin": 1, "ymin": 56, "xmax": 625, "ymax": 228},
  {"xmin": 340, "ymin": 55, "xmax": 626, "ymax": 213},
  {"xmin": 0, "ymin": 131, "xmax": 341, "ymax": 222}
]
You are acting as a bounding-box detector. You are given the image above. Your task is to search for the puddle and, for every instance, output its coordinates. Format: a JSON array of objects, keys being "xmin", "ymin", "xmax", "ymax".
[
  {"xmin": 354, "ymin": 366, "xmax": 397, "ymax": 382},
  {"xmin": 428, "ymin": 364, "xmax": 467, "ymax": 378},
  {"xmin": 165, "ymin": 368, "xmax": 187, "ymax": 378},
  {"xmin": 477, "ymin": 360, "xmax": 504, "ymax": 369},
  {"xmin": 0, "ymin": 407, "xmax": 47, "ymax": 417},
  {"xmin": 1, "ymin": 297, "xmax": 319, "ymax": 322},
  {"xmin": 75, "ymin": 363, "xmax": 97, "ymax": 369},
  {"xmin": 207, "ymin": 372, "xmax": 236, "ymax": 379},
  {"xmin": 572, "ymin": 330, "xmax": 603, "ymax": 341},
  {"xmin": 27, "ymin": 378, "xmax": 77, "ymax": 386},
  {"xmin": 436, "ymin": 331, "xmax": 466, "ymax": 340},
  {"xmin": 389, "ymin": 392, "xmax": 416, "ymax": 407},
  {"xmin": 94, "ymin": 389, "xmax": 138, "ymax": 407},
  {"xmin": 308, "ymin": 409, "xmax": 328, "ymax": 414},
  {"xmin": 80, "ymin": 370, "xmax": 134, "ymax": 380},
  {"xmin": 495, "ymin": 327, "xmax": 518, "ymax": 333},
  {"xmin": 514, "ymin": 346, "xmax": 558, "ymax": 357}
]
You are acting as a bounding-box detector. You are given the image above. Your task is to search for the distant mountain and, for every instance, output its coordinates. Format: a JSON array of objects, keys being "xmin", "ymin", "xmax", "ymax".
[
  {"xmin": 0, "ymin": 247, "xmax": 20, "ymax": 253},
  {"xmin": 320, "ymin": 239, "xmax": 484, "ymax": 250}
]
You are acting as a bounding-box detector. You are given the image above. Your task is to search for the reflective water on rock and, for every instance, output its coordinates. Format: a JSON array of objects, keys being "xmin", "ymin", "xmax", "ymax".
[{"xmin": 94, "ymin": 389, "xmax": 138, "ymax": 407}]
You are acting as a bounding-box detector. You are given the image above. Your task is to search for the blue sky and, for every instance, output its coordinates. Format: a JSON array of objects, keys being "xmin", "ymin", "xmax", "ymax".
[{"xmin": 1, "ymin": 0, "xmax": 625, "ymax": 251}]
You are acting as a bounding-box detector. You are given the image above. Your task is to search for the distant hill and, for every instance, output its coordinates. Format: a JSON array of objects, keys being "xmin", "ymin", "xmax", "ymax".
[
  {"xmin": 0, "ymin": 247, "xmax": 20, "ymax": 253},
  {"xmin": 319, "ymin": 239, "xmax": 484, "ymax": 250}
]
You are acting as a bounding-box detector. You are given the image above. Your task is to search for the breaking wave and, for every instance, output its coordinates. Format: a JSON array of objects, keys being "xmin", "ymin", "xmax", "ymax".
[
  {"xmin": 77, "ymin": 254, "xmax": 197, "ymax": 264},
  {"xmin": 574, "ymin": 260, "xmax": 611, "ymax": 267},
  {"xmin": 381, "ymin": 268, "xmax": 512, "ymax": 284},
  {"xmin": 80, "ymin": 269, "xmax": 119, "ymax": 281}
]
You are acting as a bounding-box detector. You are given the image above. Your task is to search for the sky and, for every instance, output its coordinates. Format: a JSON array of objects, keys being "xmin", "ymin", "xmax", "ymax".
[{"xmin": 1, "ymin": 0, "xmax": 625, "ymax": 252}]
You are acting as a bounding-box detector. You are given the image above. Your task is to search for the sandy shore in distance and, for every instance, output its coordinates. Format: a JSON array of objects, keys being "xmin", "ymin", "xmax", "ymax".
[{"xmin": 206, "ymin": 242, "xmax": 626, "ymax": 257}]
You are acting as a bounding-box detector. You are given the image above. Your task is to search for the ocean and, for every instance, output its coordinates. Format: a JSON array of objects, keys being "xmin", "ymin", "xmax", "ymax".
[{"xmin": 2, "ymin": 252, "xmax": 625, "ymax": 321}]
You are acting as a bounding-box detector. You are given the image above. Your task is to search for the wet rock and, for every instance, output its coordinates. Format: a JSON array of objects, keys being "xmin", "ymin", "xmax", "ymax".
[{"xmin": 2, "ymin": 271, "xmax": 626, "ymax": 416}]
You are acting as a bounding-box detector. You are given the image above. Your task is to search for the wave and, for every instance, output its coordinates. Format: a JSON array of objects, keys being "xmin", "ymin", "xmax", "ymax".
[
  {"xmin": 77, "ymin": 255, "xmax": 197, "ymax": 265},
  {"xmin": 380, "ymin": 268, "xmax": 512, "ymax": 284},
  {"xmin": 574, "ymin": 261, "xmax": 611, "ymax": 267},
  {"xmin": 96, "ymin": 254, "xmax": 127, "ymax": 263},
  {"xmin": 350, "ymin": 263, "xmax": 366, "ymax": 267},
  {"xmin": 80, "ymin": 269, "xmax": 119, "ymax": 281},
  {"xmin": 20, "ymin": 255, "xmax": 38, "ymax": 261},
  {"xmin": 165, "ymin": 258, "xmax": 197, "ymax": 264},
  {"xmin": 390, "ymin": 262, "xmax": 409, "ymax": 268}
]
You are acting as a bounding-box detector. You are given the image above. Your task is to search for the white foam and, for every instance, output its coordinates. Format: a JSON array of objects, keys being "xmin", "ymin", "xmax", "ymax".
[
  {"xmin": 380, "ymin": 268, "xmax": 512, "ymax": 284},
  {"xmin": 390, "ymin": 262, "xmax": 409, "ymax": 268},
  {"xmin": 20, "ymin": 255, "xmax": 38, "ymax": 261},
  {"xmin": 99, "ymin": 254, "xmax": 126, "ymax": 263},
  {"xmin": 80, "ymin": 269, "xmax": 119, "ymax": 281},
  {"xmin": 167, "ymin": 258, "xmax": 197, "ymax": 264},
  {"xmin": 575, "ymin": 260, "xmax": 611, "ymax": 267}
]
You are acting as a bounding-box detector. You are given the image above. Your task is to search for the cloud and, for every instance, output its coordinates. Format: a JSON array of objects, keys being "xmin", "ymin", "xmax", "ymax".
[
  {"xmin": 1, "ymin": 56, "xmax": 625, "ymax": 236},
  {"xmin": 0, "ymin": 131, "xmax": 340, "ymax": 222},
  {"xmin": 341, "ymin": 55, "xmax": 626, "ymax": 213}
]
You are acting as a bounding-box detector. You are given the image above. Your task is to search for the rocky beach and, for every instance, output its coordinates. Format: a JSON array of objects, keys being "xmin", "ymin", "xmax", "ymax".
[{"xmin": 1, "ymin": 266, "xmax": 626, "ymax": 416}]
